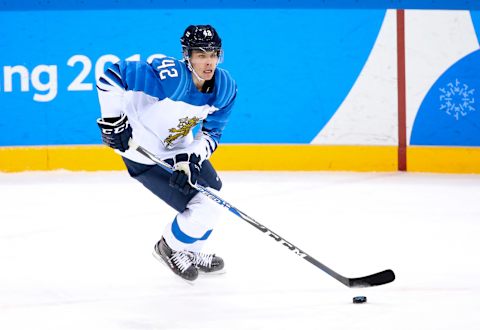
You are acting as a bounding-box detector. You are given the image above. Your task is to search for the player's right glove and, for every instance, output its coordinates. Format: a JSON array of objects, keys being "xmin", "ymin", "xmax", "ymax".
[
  {"xmin": 169, "ymin": 153, "xmax": 201, "ymax": 195},
  {"xmin": 96, "ymin": 114, "xmax": 132, "ymax": 152}
]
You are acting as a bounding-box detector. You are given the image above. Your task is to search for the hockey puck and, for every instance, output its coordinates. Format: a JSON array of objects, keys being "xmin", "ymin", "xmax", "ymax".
[{"xmin": 353, "ymin": 296, "xmax": 367, "ymax": 304}]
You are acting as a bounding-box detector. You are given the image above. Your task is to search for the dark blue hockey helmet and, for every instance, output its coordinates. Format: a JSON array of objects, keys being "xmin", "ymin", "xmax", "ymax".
[{"xmin": 181, "ymin": 25, "xmax": 222, "ymax": 56}]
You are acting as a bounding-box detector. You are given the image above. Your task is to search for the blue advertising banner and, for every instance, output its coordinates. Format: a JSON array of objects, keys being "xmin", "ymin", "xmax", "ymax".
[{"xmin": 0, "ymin": 9, "xmax": 385, "ymax": 146}]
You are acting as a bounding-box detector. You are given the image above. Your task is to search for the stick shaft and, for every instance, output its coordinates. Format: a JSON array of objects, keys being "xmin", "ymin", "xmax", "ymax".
[{"xmin": 130, "ymin": 141, "xmax": 395, "ymax": 288}]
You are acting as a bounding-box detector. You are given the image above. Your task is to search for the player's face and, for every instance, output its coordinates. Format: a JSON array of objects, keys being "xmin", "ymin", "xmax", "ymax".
[{"xmin": 189, "ymin": 50, "xmax": 219, "ymax": 80}]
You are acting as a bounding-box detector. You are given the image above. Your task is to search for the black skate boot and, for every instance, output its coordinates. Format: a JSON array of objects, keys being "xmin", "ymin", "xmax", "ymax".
[
  {"xmin": 153, "ymin": 238, "xmax": 198, "ymax": 282},
  {"xmin": 192, "ymin": 252, "xmax": 225, "ymax": 274}
]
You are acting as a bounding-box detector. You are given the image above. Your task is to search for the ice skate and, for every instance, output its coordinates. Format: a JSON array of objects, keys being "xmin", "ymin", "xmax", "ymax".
[
  {"xmin": 153, "ymin": 237, "xmax": 198, "ymax": 282},
  {"xmin": 192, "ymin": 251, "xmax": 225, "ymax": 274}
]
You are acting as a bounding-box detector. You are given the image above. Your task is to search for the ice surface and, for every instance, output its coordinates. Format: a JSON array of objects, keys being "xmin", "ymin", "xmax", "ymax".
[{"xmin": 1, "ymin": 170, "xmax": 479, "ymax": 329}]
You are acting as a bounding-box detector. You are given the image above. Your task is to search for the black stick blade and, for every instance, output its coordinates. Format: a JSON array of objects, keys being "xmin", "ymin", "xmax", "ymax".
[{"xmin": 348, "ymin": 269, "xmax": 395, "ymax": 288}]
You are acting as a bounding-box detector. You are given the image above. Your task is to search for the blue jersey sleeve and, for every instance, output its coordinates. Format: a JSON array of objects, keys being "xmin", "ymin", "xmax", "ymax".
[{"xmin": 97, "ymin": 58, "xmax": 188, "ymax": 100}]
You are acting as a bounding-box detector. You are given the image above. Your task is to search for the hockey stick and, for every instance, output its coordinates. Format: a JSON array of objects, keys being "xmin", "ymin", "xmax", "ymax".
[{"xmin": 128, "ymin": 140, "xmax": 395, "ymax": 288}]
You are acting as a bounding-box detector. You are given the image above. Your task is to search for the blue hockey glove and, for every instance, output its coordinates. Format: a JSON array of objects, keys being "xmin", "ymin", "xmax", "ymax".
[
  {"xmin": 97, "ymin": 114, "xmax": 132, "ymax": 152},
  {"xmin": 169, "ymin": 153, "xmax": 201, "ymax": 195}
]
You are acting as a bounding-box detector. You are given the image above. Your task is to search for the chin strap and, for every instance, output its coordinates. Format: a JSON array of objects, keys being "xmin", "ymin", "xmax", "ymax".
[
  {"xmin": 185, "ymin": 59, "xmax": 205, "ymax": 82},
  {"xmin": 185, "ymin": 58, "xmax": 215, "ymax": 93}
]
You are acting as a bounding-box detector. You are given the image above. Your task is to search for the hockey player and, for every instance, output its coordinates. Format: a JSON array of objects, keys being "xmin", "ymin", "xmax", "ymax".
[{"xmin": 96, "ymin": 25, "xmax": 237, "ymax": 282}]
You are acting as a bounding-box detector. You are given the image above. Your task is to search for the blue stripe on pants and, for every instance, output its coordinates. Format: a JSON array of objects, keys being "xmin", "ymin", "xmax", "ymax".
[{"xmin": 171, "ymin": 218, "xmax": 213, "ymax": 244}]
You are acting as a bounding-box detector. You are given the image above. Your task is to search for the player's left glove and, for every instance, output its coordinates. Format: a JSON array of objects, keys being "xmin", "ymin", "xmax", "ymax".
[
  {"xmin": 169, "ymin": 153, "xmax": 201, "ymax": 195},
  {"xmin": 96, "ymin": 114, "xmax": 132, "ymax": 152}
]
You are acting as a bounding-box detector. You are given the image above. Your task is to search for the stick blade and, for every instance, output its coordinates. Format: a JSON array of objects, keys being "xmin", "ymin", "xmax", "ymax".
[{"xmin": 348, "ymin": 269, "xmax": 395, "ymax": 288}]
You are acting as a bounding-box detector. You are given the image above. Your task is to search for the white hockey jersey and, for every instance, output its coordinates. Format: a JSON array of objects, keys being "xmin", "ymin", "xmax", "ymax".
[{"xmin": 97, "ymin": 57, "xmax": 237, "ymax": 164}]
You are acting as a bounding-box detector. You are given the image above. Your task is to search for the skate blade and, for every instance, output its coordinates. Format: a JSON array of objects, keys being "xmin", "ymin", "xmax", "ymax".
[
  {"xmin": 198, "ymin": 268, "xmax": 227, "ymax": 276},
  {"xmin": 152, "ymin": 251, "xmax": 196, "ymax": 286}
]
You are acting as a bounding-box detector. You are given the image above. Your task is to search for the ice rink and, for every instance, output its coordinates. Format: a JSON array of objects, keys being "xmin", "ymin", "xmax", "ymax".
[{"xmin": 1, "ymin": 170, "xmax": 479, "ymax": 330}]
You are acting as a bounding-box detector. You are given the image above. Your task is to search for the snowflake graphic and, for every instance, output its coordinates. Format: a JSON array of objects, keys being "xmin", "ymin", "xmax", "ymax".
[{"xmin": 439, "ymin": 79, "xmax": 475, "ymax": 120}]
